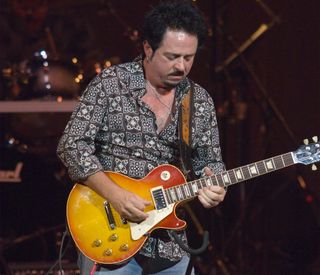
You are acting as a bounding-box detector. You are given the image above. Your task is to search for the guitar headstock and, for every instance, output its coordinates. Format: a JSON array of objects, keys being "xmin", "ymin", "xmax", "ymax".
[{"xmin": 293, "ymin": 136, "xmax": 320, "ymax": 167}]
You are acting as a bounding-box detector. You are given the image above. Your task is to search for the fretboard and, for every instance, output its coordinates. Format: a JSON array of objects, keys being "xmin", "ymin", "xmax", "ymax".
[{"xmin": 164, "ymin": 152, "xmax": 295, "ymax": 204}]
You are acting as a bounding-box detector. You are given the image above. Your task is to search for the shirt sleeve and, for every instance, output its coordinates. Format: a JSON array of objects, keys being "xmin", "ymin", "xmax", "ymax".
[
  {"xmin": 56, "ymin": 73, "xmax": 108, "ymax": 182},
  {"xmin": 191, "ymin": 85, "xmax": 225, "ymax": 178}
]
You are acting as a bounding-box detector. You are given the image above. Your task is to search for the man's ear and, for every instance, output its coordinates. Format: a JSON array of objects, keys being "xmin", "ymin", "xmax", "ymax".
[{"xmin": 143, "ymin": 40, "xmax": 153, "ymax": 60}]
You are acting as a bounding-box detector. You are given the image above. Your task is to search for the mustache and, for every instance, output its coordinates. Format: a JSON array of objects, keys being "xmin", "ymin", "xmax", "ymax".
[{"xmin": 168, "ymin": 70, "xmax": 184, "ymax": 77}]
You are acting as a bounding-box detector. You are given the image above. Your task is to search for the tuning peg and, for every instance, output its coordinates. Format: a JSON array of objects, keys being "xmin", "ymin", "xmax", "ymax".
[
  {"xmin": 312, "ymin": 164, "xmax": 317, "ymax": 171},
  {"xmin": 303, "ymin": 139, "xmax": 309, "ymax": 145},
  {"xmin": 312, "ymin": 136, "xmax": 318, "ymax": 143}
]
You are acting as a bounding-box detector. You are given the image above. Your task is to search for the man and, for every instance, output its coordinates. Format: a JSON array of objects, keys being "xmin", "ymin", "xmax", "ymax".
[{"xmin": 57, "ymin": 1, "xmax": 226, "ymax": 274}]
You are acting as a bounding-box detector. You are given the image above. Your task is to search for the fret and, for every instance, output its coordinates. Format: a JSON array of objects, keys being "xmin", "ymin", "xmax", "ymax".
[
  {"xmin": 256, "ymin": 161, "xmax": 267, "ymax": 175},
  {"xmin": 241, "ymin": 165, "xmax": 251, "ymax": 180},
  {"xmin": 196, "ymin": 179, "xmax": 202, "ymax": 190},
  {"xmin": 176, "ymin": 186, "xmax": 183, "ymax": 201},
  {"xmin": 211, "ymin": 176, "xmax": 219, "ymax": 186},
  {"xmin": 279, "ymin": 154, "xmax": 286, "ymax": 167},
  {"xmin": 234, "ymin": 168, "xmax": 244, "ymax": 181},
  {"xmin": 188, "ymin": 182, "xmax": 195, "ymax": 196},
  {"xmin": 170, "ymin": 188, "xmax": 177, "ymax": 202},
  {"xmin": 198, "ymin": 179, "xmax": 204, "ymax": 189},
  {"xmin": 183, "ymin": 184, "xmax": 191, "ymax": 198},
  {"xmin": 248, "ymin": 163, "xmax": 259, "ymax": 177},
  {"xmin": 174, "ymin": 186, "xmax": 181, "ymax": 201},
  {"xmin": 201, "ymin": 178, "xmax": 207, "ymax": 188},
  {"xmin": 191, "ymin": 181, "xmax": 198, "ymax": 194},
  {"xmin": 273, "ymin": 155, "xmax": 284, "ymax": 169},
  {"xmin": 205, "ymin": 177, "xmax": 213, "ymax": 187},
  {"xmin": 283, "ymin": 153, "xmax": 294, "ymax": 166},
  {"xmin": 227, "ymin": 170, "xmax": 237, "ymax": 185},
  {"xmin": 221, "ymin": 172, "xmax": 231, "ymax": 186},
  {"xmin": 180, "ymin": 184, "xmax": 187, "ymax": 199},
  {"xmin": 201, "ymin": 178, "xmax": 207, "ymax": 187},
  {"xmin": 165, "ymin": 189, "xmax": 172, "ymax": 204},
  {"xmin": 215, "ymin": 174, "xmax": 225, "ymax": 187}
]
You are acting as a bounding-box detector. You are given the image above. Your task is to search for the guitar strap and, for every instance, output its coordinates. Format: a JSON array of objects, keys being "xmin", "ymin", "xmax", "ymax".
[
  {"xmin": 176, "ymin": 80, "xmax": 210, "ymax": 275},
  {"xmin": 179, "ymin": 80, "xmax": 196, "ymax": 181}
]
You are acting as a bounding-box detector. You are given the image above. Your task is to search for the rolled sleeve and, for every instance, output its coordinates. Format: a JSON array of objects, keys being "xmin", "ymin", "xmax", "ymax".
[
  {"xmin": 191, "ymin": 86, "xmax": 225, "ymax": 178},
  {"xmin": 56, "ymin": 75, "xmax": 107, "ymax": 182}
]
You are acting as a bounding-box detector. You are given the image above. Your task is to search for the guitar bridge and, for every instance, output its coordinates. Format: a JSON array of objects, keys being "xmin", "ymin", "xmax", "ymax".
[{"xmin": 151, "ymin": 186, "xmax": 168, "ymax": 210}]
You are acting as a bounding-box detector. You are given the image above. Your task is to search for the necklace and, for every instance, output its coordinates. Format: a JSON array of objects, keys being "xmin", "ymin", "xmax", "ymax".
[{"xmin": 145, "ymin": 80, "xmax": 173, "ymax": 115}]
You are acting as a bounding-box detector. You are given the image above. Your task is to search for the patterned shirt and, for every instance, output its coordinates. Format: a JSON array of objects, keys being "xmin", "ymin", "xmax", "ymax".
[{"xmin": 57, "ymin": 57, "xmax": 224, "ymax": 262}]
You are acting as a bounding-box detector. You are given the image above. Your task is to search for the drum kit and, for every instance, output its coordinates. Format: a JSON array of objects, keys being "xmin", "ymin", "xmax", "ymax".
[
  {"xmin": 2, "ymin": 49, "xmax": 83, "ymax": 100},
  {"xmin": 0, "ymin": 49, "xmax": 85, "ymax": 159}
]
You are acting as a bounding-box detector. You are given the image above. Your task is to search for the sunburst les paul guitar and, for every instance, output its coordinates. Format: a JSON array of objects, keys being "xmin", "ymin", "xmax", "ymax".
[{"xmin": 67, "ymin": 139, "xmax": 320, "ymax": 264}]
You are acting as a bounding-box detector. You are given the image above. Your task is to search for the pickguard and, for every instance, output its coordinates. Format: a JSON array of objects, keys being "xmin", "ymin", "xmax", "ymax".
[{"xmin": 129, "ymin": 204, "xmax": 174, "ymax": 240}]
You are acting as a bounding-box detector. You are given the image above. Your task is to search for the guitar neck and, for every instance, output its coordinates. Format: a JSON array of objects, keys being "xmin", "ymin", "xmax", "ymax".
[{"xmin": 164, "ymin": 152, "xmax": 296, "ymax": 204}]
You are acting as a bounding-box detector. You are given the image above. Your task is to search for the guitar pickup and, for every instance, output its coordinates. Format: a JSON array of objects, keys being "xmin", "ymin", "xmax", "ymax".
[
  {"xmin": 104, "ymin": 201, "xmax": 116, "ymax": 230},
  {"xmin": 151, "ymin": 186, "xmax": 168, "ymax": 210}
]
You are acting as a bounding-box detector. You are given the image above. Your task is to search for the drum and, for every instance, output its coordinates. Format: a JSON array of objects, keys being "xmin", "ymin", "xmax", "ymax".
[
  {"xmin": 28, "ymin": 57, "xmax": 81, "ymax": 99},
  {"xmin": 2, "ymin": 52, "xmax": 83, "ymax": 156},
  {"xmin": 2, "ymin": 50, "xmax": 83, "ymax": 100}
]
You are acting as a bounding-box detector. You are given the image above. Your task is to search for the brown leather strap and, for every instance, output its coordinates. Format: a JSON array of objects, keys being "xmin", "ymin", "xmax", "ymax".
[
  {"xmin": 181, "ymin": 87, "xmax": 191, "ymax": 146},
  {"xmin": 179, "ymin": 80, "xmax": 195, "ymax": 180}
]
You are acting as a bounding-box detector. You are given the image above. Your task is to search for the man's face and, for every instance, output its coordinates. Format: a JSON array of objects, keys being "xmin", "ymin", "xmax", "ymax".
[{"xmin": 146, "ymin": 29, "xmax": 198, "ymax": 89}]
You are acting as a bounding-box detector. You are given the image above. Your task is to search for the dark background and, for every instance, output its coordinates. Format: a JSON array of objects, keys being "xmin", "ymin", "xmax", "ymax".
[{"xmin": 0, "ymin": 0, "xmax": 319, "ymax": 274}]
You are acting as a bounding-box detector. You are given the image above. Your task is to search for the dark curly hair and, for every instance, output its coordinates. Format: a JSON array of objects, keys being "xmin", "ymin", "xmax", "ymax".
[{"xmin": 141, "ymin": 0, "xmax": 207, "ymax": 54}]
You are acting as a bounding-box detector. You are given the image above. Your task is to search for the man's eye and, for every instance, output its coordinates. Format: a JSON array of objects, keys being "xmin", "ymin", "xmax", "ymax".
[{"xmin": 167, "ymin": 56, "xmax": 176, "ymax": 60}]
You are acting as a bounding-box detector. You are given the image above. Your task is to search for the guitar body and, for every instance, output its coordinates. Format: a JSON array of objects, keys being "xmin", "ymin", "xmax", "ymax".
[{"xmin": 66, "ymin": 164, "xmax": 187, "ymax": 264}]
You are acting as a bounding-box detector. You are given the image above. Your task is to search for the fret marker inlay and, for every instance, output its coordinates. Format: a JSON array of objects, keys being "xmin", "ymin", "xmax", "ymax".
[
  {"xmin": 170, "ymin": 189, "xmax": 176, "ymax": 201},
  {"xmin": 249, "ymin": 165, "xmax": 258, "ymax": 175},
  {"xmin": 235, "ymin": 169, "xmax": 243, "ymax": 180},
  {"xmin": 206, "ymin": 178, "xmax": 212, "ymax": 186},
  {"xmin": 223, "ymin": 174, "xmax": 230, "ymax": 183},
  {"xmin": 192, "ymin": 183, "xmax": 198, "ymax": 193},
  {"xmin": 266, "ymin": 160, "xmax": 274, "ymax": 170}
]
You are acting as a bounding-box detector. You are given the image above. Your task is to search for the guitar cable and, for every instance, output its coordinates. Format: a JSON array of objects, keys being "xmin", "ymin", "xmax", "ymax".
[
  {"xmin": 171, "ymin": 230, "xmax": 210, "ymax": 255},
  {"xmin": 45, "ymin": 227, "xmax": 72, "ymax": 275}
]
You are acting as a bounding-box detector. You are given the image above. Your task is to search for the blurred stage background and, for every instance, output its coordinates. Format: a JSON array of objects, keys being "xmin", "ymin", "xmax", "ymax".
[{"xmin": 0, "ymin": 0, "xmax": 319, "ymax": 274}]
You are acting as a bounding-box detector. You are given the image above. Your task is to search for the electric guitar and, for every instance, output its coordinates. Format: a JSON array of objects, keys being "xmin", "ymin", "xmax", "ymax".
[{"xmin": 66, "ymin": 138, "xmax": 320, "ymax": 264}]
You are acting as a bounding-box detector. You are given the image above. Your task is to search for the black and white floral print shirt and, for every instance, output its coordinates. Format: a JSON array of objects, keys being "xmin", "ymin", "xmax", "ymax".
[{"xmin": 57, "ymin": 57, "xmax": 224, "ymax": 261}]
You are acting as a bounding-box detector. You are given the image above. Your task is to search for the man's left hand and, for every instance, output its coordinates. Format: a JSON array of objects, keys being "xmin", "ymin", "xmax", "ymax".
[{"xmin": 197, "ymin": 167, "xmax": 226, "ymax": 208}]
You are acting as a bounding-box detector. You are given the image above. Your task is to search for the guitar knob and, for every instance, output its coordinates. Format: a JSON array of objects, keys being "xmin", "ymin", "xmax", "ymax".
[
  {"xmin": 92, "ymin": 239, "xmax": 102, "ymax": 247},
  {"xmin": 109, "ymin": 234, "xmax": 118, "ymax": 241},
  {"xmin": 103, "ymin": 248, "xmax": 113, "ymax": 256},
  {"xmin": 120, "ymin": 243, "xmax": 129, "ymax": 251},
  {"xmin": 303, "ymin": 139, "xmax": 309, "ymax": 145},
  {"xmin": 312, "ymin": 164, "xmax": 317, "ymax": 171},
  {"xmin": 312, "ymin": 136, "xmax": 318, "ymax": 143}
]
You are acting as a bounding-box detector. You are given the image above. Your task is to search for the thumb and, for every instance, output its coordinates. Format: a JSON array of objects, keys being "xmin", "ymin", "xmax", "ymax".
[
  {"xmin": 143, "ymin": 199, "xmax": 152, "ymax": 206},
  {"xmin": 204, "ymin": 167, "xmax": 214, "ymax": 176}
]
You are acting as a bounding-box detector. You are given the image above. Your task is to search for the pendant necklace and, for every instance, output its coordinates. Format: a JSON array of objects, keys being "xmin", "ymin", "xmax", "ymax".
[{"xmin": 145, "ymin": 80, "xmax": 174, "ymax": 119}]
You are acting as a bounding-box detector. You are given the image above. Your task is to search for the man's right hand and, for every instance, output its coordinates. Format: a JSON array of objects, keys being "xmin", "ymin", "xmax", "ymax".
[
  {"xmin": 108, "ymin": 188, "xmax": 151, "ymax": 223},
  {"xmin": 84, "ymin": 171, "xmax": 151, "ymax": 224}
]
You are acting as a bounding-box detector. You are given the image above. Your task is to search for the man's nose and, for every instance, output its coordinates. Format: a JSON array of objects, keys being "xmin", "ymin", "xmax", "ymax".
[{"xmin": 174, "ymin": 57, "xmax": 185, "ymax": 72}]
